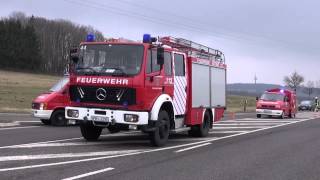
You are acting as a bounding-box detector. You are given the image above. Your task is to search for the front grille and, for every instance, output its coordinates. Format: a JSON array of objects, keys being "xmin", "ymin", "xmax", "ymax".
[
  {"xmin": 261, "ymin": 105, "xmax": 276, "ymax": 109},
  {"xmin": 32, "ymin": 103, "xmax": 40, "ymax": 109},
  {"xmin": 70, "ymin": 86, "xmax": 136, "ymax": 105}
]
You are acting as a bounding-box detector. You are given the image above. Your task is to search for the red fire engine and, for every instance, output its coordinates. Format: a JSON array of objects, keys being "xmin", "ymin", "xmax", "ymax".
[
  {"xmin": 256, "ymin": 88, "xmax": 297, "ymax": 118},
  {"xmin": 66, "ymin": 34, "xmax": 226, "ymax": 146}
]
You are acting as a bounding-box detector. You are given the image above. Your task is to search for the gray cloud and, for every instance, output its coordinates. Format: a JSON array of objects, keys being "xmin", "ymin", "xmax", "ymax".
[{"xmin": 1, "ymin": 0, "xmax": 319, "ymax": 85}]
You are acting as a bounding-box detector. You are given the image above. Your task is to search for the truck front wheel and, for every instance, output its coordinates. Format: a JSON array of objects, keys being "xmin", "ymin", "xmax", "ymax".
[
  {"xmin": 80, "ymin": 122, "xmax": 102, "ymax": 141},
  {"xmin": 149, "ymin": 110, "xmax": 170, "ymax": 147},
  {"xmin": 256, "ymin": 114, "xmax": 261, "ymax": 118}
]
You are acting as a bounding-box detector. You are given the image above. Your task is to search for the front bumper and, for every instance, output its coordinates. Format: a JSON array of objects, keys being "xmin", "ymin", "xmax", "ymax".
[
  {"xmin": 256, "ymin": 109, "xmax": 283, "ymax": 116},
  {"xmin": 65, "ymin": 107, "xmax": 149, "ymax": 125},
  {"xmin": 32, "ymin": 109, "xmax": 53, "ymax": 119}
]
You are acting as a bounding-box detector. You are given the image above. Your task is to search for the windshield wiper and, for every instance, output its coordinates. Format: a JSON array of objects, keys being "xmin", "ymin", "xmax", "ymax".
[
  {"xmin": 100, "ymin": 67, "xmax": 129, "ymax": 77},
  {"xmin": 76, "ymin": 67, "xmax": 99, "ymax": 75}
]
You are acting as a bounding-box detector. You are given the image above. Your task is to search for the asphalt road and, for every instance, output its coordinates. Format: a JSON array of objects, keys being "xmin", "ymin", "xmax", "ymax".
[{"xmin": 0, "ymin": 112, "xmax": 319, "ymax": 180}]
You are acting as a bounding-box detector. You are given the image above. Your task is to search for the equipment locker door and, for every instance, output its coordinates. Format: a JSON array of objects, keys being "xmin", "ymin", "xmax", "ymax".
[{"xmin": 173, "ymin": 53, "xmax": 187, "ymax": 115}]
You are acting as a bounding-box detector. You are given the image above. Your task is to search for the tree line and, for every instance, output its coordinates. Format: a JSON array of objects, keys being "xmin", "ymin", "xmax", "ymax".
[{"xmin": 0, "ymin": 12, "xmax": 104, "ymax": 74}]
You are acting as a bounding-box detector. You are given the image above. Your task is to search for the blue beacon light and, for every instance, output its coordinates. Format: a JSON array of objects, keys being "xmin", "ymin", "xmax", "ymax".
[
  {"xmin": 86, "ymin": 34, "xmax": 95, "ymax": 42},
  {"xmin": 143, "ymin": 34, "xmax": 151, "ymax": 43}
]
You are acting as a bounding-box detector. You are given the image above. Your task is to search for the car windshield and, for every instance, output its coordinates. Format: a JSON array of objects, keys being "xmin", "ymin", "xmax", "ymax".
[
  {"xmin": 49, "ymin": 77, "xmax": 69, "ymax": 92},
  {"xmin": 260, "ymin": 93, "xmax": 284, "ymax": 101},
  {"xmin": 76, "ymin": 44, "xmax": 144, "ymax": 76},
  {"xmin": 300, "ymin": 101, "xmax": 312, "ymax": 105}
]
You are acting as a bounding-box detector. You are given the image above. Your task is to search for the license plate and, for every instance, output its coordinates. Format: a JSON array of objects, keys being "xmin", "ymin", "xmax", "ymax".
[
  {"xmin": 91, "ymin": 116, "xmax": 109, "ymax": 122},
  {"xmin": 263, "ymin": 110, "xmax": 272, "ymax": 113}
]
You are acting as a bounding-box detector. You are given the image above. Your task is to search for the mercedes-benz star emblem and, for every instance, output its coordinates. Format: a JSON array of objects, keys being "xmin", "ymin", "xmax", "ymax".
[{"xmin": 96, "ymin": 88, "xmax": 107, "ymax": 101}]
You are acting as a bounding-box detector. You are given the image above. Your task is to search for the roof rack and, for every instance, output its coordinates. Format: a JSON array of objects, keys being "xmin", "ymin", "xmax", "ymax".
[{"xmin": 159, "ymin": 36, "xmax": 225, "ymax": 64}]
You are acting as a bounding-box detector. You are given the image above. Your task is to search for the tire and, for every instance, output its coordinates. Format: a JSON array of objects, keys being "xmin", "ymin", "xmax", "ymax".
[
  {"xmin": 149, "ymin": 110, "xmax": 170, "ymax": 147},
  {"xmin": 280, "ymin": 111, "xmax": 285, "ymax": 119},
  {"xmin": 256, "ymin": 114, "xmax": 261, "ymax": 118},
  {"xmin": 41, "ymin": 119, "xmax": 51, "ymax": 125},
  {"xmin": 188, "ymin": 111, "xmax": 210, "ymax": 137},
  {"xmin": 80, "ymin": 122, "xmax": 102, "ymax": 141},
  {"xmin": 50, "ymin": 110, "xmax": 68, "ymax": 126}
]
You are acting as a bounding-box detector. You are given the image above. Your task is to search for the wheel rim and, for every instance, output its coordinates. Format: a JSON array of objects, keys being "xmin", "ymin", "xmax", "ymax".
[{"xmin": 55, "ymin": 113, "xmax": 66, "ymax": 125}]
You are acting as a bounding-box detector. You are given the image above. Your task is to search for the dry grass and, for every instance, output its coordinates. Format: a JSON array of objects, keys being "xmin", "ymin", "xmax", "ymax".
[
  {"xmin": 0, "ymin": 70, "xmax": 61, "ymax": 113},
  {"xmin": 226, "ymin": 95, "xmax": 256, "ymax": 113}
]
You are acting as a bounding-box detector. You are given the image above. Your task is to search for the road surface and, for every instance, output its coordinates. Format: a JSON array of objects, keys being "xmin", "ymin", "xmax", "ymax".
[{"xmin": 0, "ymin": 112, "xmax": 319, "ymax": 180}]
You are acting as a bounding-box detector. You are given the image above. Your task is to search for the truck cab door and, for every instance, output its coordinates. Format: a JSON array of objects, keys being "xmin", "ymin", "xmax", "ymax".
[{"xmin": 173, "ymin": 53, "xmax": 187, "ymax": 115}]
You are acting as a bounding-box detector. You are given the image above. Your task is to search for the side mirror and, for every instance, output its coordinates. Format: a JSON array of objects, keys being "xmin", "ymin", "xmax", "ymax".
[
  {"xmin": 69, "ymin": 48, "xmax": 79, "ymax": 63},
  {"xmin": 157, "ymin": 47, "xmax": 164, "ymax": 66},
  {"xmin": 256, "ymin": 97, "xmax": 259, "ymax": 101}
]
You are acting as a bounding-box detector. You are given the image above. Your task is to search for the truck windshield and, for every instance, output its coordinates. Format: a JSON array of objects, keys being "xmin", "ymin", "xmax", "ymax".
[
  {"xmin": 76, "ymin": 44, "xmax": 144, "ymax": 76},
  {"xmin": 260, "ymin": 93, "xmax": 284, "ymax": 101},
  {"xmin": 50, "ymin": 77, "xmax": 69, "ymax": 92}
]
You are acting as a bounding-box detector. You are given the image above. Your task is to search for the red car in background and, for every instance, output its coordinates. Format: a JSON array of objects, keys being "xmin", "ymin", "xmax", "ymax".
[
  {"xmin": 256, "ymin": 88, "xmax": 297, "ymax": 119},
  {"xmin": 32, "ymin": 76, "xmax": 70, "ymax": 126}
]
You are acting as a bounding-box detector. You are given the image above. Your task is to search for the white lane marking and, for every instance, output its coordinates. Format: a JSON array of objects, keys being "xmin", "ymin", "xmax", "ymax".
[
  {"xmin": 209, "ymin": 131, "xmax": 248, "ymax": 134},
  {"xmin": 1, "ymin": 137, "xmax": 217, "ymax": 149},
  {"xmin": 62, "ymin": 167, "xmax": 114, "ymax": 180},
  {"xmin": 211, "ymin": 126, "xmax": 269, "ymax": 129},
  {"xmin": 175, "ymin": 143, "xmax": 211, "ymax": 153},
  {"xmin": 0, "ymin": 131, "xmax": 143, "ymax": 149},
  {"xmin": 0, "ymin": 150, "xmax": 141, "ymax": 162},
  {"xmin": 15, "ymin": 121, "xmax": 40, "ymax": 123},
  {"xmin": 0, "ymin": 117, "xmax": 315, "ymax": 172},
  {"xmin": 218, "ymin": 120, "xmax": 297, "ymax": 123},
  {"xmin": 0, "ymin": 126, "xmax": 40, "ymax": 130},
  {"xmin": 0, "ymin": 122, "xmax": 20, "ymax": 127},
  {"xmin": 213, "ymin": 123, "xmax": 284, "ymax": 126}
]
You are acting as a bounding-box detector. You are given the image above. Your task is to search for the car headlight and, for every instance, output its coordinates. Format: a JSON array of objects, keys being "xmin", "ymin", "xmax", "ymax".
[
  {"xmin": 67, "ymin": 109, "xmax": 79, "ymax": 118},
  {"xmin": 39, "ymin": 103, "xmax": 47, "ymax": 110},
  {"xmin": 124, "ymin": 114, "xmax": 139, "ymax": 122}
]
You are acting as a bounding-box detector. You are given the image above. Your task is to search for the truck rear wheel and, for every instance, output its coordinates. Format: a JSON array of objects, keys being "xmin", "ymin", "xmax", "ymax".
[
  {"xmin": 149, "ymin": 110, "xmax": 170, "ymax": 147},
  {"xmin": 189, "ymin": 111, "xmax": 210, "ymax": 137},
  {"xmin": 80, "ymin": 122, "xmax": 102, "ymax": 141},
  {"xmin": 50, "ymin": 110, "xmax": 68, "ymax": 126}
]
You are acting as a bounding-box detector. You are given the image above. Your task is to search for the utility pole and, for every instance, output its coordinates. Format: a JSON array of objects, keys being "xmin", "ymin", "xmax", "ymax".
[{"xmin": 254, "ymin": 74, "xmax": 257, "ymax": 85}]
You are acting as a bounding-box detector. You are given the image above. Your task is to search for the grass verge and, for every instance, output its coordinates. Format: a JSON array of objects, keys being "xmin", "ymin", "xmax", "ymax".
[{"xmin": 0, "ymin": 70, "xmax": 60, "ymax": 113}]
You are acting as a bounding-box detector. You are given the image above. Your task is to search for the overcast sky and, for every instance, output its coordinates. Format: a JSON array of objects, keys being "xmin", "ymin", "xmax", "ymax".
[{"xmin": 1, "ymin": 0, "xmax": 320, "ymax": 85}]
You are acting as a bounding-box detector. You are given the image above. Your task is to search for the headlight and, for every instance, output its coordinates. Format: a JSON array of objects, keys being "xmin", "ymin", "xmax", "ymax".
[
  {"xmin": 275, "ymin": 104, "xmax": 281, "ymax": 109},
  {"xmin": 124, "ymin": 114, "xmax": 139, "ymax": 123},
  {"xmin": 39, "ymin": 103, "xmax": 47, "ymax": 110},
  {"xmin": 67, "ymin": 109, "xmax": 79, "ymax": 118}
]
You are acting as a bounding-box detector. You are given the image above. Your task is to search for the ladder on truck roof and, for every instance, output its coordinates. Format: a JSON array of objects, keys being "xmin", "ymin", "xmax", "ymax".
[{"xmin": 159, "ymin": 36, "xmax": 225, "ymax": 64}]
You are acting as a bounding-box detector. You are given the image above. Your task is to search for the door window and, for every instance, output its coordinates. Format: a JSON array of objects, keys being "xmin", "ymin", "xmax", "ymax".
[{"xmin": 174, "ymin": 54, "xmax": 185, "ymax": 76}]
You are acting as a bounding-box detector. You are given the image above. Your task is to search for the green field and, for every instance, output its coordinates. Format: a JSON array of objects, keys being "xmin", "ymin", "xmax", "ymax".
[
  {"xmin": 0, "ymin": 70, "xmax": 60, "ymax": 112},
  {"xmin": 0, "ymin": 70, "xmax": 254, "ymax": 113},
  {"xmin": 226, "ymin": 95, "xmax": 256, "ymax": 113}
]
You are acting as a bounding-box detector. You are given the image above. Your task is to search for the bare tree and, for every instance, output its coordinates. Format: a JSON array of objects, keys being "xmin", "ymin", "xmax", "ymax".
[
  {"xmin": 284, "ymin": 71, "xmax": 304, "ymax": 92},
  {"xmin": 305, "ymin": 81, "xmax": 314, "ymax": 97}
]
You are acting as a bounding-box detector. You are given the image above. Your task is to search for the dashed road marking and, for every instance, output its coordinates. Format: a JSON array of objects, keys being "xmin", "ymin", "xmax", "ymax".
[
  {"xmin": 0, "ymin": 126, "xmax": 41, "ymax": 130},
  {"xmin": 209, "ymin": 130, "xmax": 248, "ymax": 134},
  {"xmin": 62, "ymin": 167, "xmax": 114, "ymax": 180},
  {"xmin": 175, "ymin": 142, "xmax": 211, "ymax": 153},
  {"xmin": 0, "ymin": 150, "xmax": 142, "ymax": 162}
]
